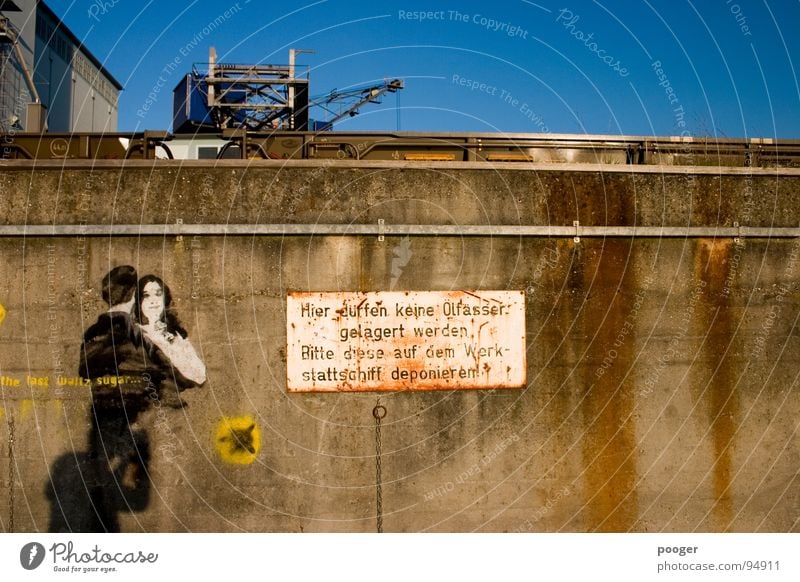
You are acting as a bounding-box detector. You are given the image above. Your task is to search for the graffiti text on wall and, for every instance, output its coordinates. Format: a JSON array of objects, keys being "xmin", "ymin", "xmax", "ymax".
[{"xmin": 0, "ymin": 374, "xmax": 142, "ymax": 388}]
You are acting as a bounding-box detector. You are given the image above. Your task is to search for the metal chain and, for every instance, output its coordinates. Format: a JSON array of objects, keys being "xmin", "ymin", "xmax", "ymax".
[
  {"xmin": 8, "ymin": 416, "xmax": 14, "ymax": 532},
  {"xmin": 373, "ymin": 401, "xmax": 387, "ymax": 533}
]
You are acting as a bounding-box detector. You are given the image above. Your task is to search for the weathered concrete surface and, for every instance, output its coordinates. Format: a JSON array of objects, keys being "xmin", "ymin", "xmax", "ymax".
[{"xmin": 0, "ymin": 160, "xmax": 798, "ymax": 532}]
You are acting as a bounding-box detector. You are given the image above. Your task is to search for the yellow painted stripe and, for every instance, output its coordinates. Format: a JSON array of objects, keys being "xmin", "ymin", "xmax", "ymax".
[
  {"xmin": 19, "ymin": 399, "xmax": 35, "ymax": 420},
  {"xmin": 404, "ymin": 152, "xmax": 456, "ymax": 161},
  {"xmin": 487, "ymin": 152, "xmax": 532, "ymax": 162}
]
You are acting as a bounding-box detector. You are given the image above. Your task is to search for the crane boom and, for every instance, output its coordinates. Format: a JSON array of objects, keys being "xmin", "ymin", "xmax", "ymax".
[{"xmin": 311, "ymin": 79, "xmax": 403, "ymax": 132}]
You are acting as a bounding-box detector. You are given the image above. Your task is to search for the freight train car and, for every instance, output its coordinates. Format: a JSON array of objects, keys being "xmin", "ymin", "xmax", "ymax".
[{"xmin": 3, "ymin": 130, "xmax": 800, "ymax": 166}]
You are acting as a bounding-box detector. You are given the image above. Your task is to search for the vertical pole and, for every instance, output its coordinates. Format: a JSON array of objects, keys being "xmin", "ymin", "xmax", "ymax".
[
  {"xmin": 288, "ymin": 49, "xmax": 296, "ymax": 130},
  {"xmin": 207, "ymin": 46, "xmax": 216, "ymax": 107}
]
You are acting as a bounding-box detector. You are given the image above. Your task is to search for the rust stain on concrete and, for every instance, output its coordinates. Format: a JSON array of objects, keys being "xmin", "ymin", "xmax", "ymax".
[
  {"xmin": 695, "ymin": 239, "xmax": 739, "ymax": 531},
  {"xmin": 580, "ymin": 239, "xmax": 638, "ymax": 531}
]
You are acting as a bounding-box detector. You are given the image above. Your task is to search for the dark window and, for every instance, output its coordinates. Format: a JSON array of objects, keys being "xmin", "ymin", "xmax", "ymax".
[{"xmin": 197, "ymin": 147, "xmax": 219, "ymax": 159}]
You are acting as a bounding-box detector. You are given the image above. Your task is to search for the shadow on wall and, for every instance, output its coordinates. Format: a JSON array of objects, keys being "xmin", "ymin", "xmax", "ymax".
[{"xmin": 45, "ymin": 266, "xmax": 206, "ymax": 532}]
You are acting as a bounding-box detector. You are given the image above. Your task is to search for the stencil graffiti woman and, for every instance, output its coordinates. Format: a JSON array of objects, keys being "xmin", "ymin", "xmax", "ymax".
[{"xmin": 134, "ymin": 274, "xmax": 206, "ymax": 403}]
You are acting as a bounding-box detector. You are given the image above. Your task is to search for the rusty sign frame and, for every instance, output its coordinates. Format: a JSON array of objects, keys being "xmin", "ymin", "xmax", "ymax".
[{"xmin": 286, "ymin": 290, "xmax": 527, "ymax": 392}]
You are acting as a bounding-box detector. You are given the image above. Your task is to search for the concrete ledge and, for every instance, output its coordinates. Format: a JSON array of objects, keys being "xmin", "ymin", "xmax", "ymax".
[{"xmin": 2, "ymin": 158, "xmax": 800, "ymax": 175}]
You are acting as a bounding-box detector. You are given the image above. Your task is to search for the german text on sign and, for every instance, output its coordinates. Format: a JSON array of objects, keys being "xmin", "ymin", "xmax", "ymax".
[{"xmin": 286, "ymin": 290, "xmax": 526, "ymax": 392}]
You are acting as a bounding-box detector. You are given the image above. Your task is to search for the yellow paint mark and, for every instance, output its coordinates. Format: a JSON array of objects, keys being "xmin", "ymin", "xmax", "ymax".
[
  {"xmin": 19, "ymin": 399, "xmax": 35, "ymax": 420},
  {"xmin": 0, "ymin": 303, "xmax": 5, "ymax": 326},
  {"xmin": 0, "ymin": 406, "xmax": 4, "ymax": 420},
  {"xmin": 215, "ymin": 415, "xmax": 261, "ymax": 465},
  {"xmin": 50, "ymin": 399, "xmax": 65, "ymax": 415}
]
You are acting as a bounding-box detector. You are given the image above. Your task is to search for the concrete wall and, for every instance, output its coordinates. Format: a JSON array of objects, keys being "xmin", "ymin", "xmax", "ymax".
[{"xmin": 0, "ymin": 160, "xmax": 798, "ymax": 532}]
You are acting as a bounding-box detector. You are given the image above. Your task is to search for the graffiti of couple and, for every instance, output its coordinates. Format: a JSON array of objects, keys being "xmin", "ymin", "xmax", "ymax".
[
  {"xmin": 80, "ymin": 265, "xmax": 205, "ymax": 391},
  {"xmin": 48, "ymin": 265, "xmax": 205, "ymax": 531}
]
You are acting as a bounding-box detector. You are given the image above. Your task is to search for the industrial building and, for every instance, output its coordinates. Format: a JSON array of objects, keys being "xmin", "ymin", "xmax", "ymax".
[{"xmin": 0, "ymin": 0, "xmax": 121, "ymax": 133}]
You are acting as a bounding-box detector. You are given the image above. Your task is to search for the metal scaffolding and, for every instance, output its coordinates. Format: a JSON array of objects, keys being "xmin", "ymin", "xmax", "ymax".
[
  {"xmin": 175, "ymin": 47, "xmax": 404, "ymax": 133},
  {"xmin": 199, "ymin": 47, "xmax": 311, "ymax": 131}
]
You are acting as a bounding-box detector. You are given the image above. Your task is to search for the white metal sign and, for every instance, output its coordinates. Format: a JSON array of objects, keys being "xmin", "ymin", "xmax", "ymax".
[{"xmin": 286, "ymin": 290, "xmax": 526, "ymax": 392}]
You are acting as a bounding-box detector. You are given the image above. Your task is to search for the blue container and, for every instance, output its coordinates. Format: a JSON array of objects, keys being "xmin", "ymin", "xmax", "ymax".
[{"xmin": 172, "ymin": 74, "xmax": 214, "ymax": 132}]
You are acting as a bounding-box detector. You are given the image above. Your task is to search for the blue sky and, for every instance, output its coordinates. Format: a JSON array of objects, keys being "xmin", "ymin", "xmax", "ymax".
[{"xmin": 48, "ymin": 0, "xmax": 800, "ymax": 137}]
